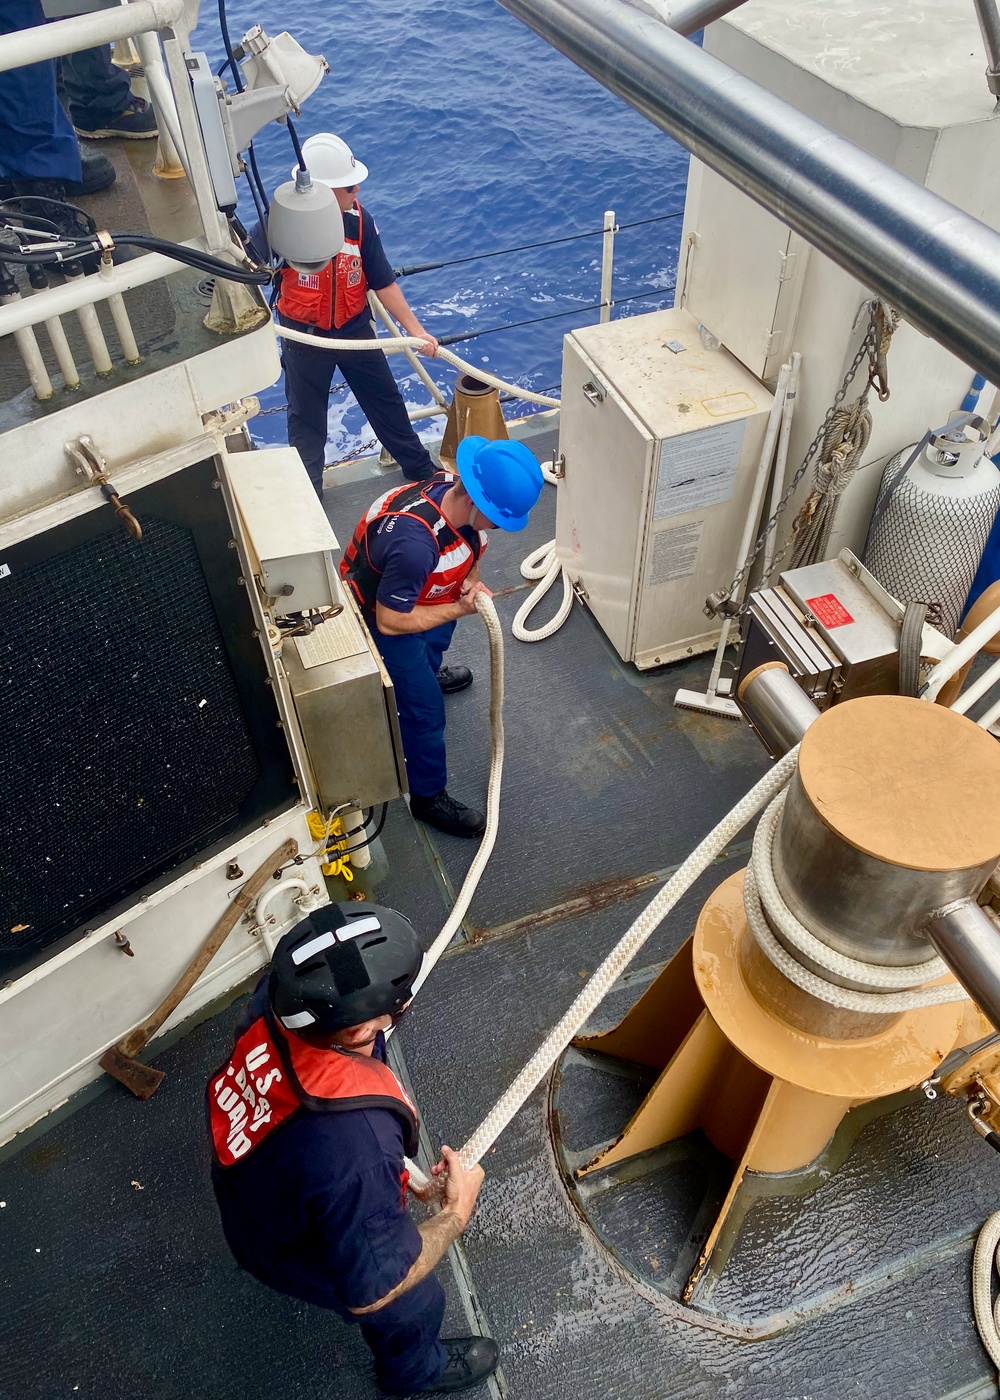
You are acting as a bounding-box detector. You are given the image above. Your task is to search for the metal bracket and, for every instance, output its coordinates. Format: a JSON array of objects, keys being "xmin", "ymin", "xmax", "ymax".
[
  {"xmin": 548, "ymin": 453, "xmax": 566, "ymax": 480},
  {"xmin": 65, "ymin": 436, "xmax": 142, "ymax": 540}
]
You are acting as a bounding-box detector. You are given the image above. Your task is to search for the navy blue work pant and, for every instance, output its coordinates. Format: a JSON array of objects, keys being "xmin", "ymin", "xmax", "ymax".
[
  {"xmin": 59, "ymin": 43, "xmax": 131, "ymax": 129},
  {"xmin": 358, "ymin": 1274, "xmax": 447, "ymax": 1392},
  {"xmin": 282, "ymin": 323, "xmax": 435, "ymax": 495},
  {"xmin": 374, "ymin": 619, "xmax": 456, "ymax": 799},
  {"xmin": 0, "ymin": 0, "xmax": 80, "ymax": 182}
]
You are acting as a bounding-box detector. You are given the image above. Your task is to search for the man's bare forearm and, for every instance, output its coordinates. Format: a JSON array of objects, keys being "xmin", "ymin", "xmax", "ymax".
[
  {"xmin": 376, "ymin": 601, "xmax": 469, "ymax": 634},
  {"xmin": 348, "ymin": 1211, "xmax": 464, "ymax": 1316}
]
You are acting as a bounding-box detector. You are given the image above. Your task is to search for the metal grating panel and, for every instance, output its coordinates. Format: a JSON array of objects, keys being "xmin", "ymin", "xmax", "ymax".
[{"xmin": 0, "ymin": 464, "xmax": 295, "ymax": 977}]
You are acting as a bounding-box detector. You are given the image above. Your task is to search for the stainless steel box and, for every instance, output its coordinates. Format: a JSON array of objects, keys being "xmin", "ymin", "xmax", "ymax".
[{"xmin": 281, "ymin": 599, "xmax": 405, "ymax": 808}]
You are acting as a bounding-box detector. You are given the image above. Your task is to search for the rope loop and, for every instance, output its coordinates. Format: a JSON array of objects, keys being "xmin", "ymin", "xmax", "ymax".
[{"xmin": 745, "ymin": 791, "xmax": 967, "ymax": 1012}]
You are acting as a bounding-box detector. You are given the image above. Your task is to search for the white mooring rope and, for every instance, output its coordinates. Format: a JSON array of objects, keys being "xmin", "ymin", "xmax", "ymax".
[
  {"xmin": 274, "ymin": 325, "xmax": 561, "ymax": 408},
  {"xmin": 744, "ymin": 792, "xmax": 967, "ymax": 1013},
  {"xmin": 454, "ymin": 745, "xmax": 801, "ymax": 1168},
  {"xmin": 410, "ymin": 592, "xmax": 505, "ymax": 998},
  {"xmin": 974, "ymin": 1212, "xmax": 1000, "ymax": 1376}
]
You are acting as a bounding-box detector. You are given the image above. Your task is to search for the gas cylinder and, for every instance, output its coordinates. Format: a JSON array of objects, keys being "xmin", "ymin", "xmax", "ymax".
[{"xmin": 864, "ymin": 415, "xmax": 1000, "ymax": 637}]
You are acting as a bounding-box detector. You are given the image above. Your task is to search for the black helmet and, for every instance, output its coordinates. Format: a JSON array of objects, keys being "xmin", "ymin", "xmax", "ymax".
[{"xmin": 269, "ymin": 903, "xmax": 423, "ymax": 1033}]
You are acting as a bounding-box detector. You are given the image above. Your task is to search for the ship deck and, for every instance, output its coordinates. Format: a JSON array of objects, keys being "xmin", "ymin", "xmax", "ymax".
[{"xmin": 2, "ymin": 419, "xmax": 1000, "ymax": 1400}]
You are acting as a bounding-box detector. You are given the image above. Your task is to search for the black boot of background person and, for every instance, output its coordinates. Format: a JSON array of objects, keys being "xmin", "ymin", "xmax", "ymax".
[
  {"xmin": 12, "ymin": 146, "xmax": 115, "ymax": 199},
  {"xmin": 409, "ymin": 790, "xmax": 486, "ymax": 839},
  {"xmin": 391, "ymin": 1336, "xmax": 500, "ymax": 1395}
]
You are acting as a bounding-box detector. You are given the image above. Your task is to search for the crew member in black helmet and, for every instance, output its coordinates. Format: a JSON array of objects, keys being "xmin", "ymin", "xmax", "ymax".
[{"xmin": 207, "ymin": 903, "xmax": 497, "ymax": 1395}]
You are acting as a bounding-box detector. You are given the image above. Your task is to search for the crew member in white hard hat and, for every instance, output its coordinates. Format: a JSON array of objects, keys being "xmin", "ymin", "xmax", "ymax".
[{"xmin": 276, "ymin": 132, "xmax": 440, "ymax": 495}]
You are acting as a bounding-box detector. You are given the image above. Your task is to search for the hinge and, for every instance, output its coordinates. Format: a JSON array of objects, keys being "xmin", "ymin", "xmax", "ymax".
[{"xmin": 777, "ymin": 248, "xmax": 798, "ymax": 284}]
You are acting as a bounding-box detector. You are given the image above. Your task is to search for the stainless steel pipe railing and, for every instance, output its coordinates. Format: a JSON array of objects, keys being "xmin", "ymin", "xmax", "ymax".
[{"xmin": 496, "ymin": 0, "xmax": 1000, "ymax": 385}]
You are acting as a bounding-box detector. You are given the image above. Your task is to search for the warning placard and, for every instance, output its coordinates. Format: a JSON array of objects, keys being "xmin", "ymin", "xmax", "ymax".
[
  {"xmin": 806, "ymin": 593, "xmax": 854, "ymax": 628},
  {"xmin": 646, "ymin": 520, "xmax": 704, "ymax": 587}
]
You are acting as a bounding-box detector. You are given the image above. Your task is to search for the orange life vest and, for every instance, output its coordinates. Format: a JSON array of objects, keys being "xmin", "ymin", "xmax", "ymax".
[
  {"xmin": 208, "ymin": 1005, "xmax": 419, "ymax": 1169},
  {"xmin": 340, "ymin": 474, "xmax": 488, "ymax": 613},
  {"xmin": 275, "ymin": 203, "xmax": 369, "ymax": 330}
]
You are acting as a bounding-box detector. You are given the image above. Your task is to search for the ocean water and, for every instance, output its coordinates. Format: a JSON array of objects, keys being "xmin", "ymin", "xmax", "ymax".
[{"xmin": 198, "ymin": 0, "xmax": 691, "ymax": 458}]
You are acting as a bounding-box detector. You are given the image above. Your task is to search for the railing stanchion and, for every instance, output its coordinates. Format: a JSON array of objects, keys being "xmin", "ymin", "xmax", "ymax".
[{"xmin": 600, "ymin": 208, "xmax": 615, "ymax": 323}]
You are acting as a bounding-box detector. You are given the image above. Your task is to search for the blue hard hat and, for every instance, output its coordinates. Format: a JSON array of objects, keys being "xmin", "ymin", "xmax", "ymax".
[{"xmin": 455, "ymin": 436, "xmax": 545, "ymax": 532}]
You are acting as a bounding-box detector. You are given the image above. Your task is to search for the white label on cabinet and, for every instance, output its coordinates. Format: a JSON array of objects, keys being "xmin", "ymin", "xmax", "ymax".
[
  {"xmin": 646, "ymin": 520, "xmax": 704, "ymax": 587},
  {"xmin": 653, "ymin": 418, "xmax": 745, "ymax": 519}
]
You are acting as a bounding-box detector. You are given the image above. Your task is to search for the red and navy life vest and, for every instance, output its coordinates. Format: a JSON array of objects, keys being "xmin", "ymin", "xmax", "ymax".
[
  {"xmin": 276, "ymin": 202, "xmax": 369, "ymax": 330},
  {"xmin": 339, "ymin": 474, "xmax": 488, "ymax": 613},
  {"xmin": 208, "ymin": 1004, "xmax": 419, "ymax": 1169}
]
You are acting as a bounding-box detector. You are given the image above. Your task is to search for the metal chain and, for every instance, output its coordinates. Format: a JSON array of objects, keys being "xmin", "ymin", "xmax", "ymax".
[{"xmin": 708, "ymin": 301, "xmax": 891, "ymax": 617}]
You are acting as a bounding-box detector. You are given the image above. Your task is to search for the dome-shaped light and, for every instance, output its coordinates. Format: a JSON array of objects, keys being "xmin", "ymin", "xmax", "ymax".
[{"xmin": 267, "ymin": 169, "xmax": 344, "ymax": 273}]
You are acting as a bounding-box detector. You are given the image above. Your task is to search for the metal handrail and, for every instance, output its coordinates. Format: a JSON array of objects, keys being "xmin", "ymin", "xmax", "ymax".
[{"xmin": 496, "ymin": 0, "xmax": 1000, "ymax": 387}]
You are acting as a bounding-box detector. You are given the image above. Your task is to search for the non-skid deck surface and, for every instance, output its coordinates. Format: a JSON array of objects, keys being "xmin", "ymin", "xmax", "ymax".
[{"xmin": 1, "ymin": 430, "xmax": 998, "ymax": 1399}]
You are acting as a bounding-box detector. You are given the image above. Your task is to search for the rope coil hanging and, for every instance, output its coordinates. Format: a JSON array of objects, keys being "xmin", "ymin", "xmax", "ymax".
[{"xmin": 787, "ymin": 302, "xmax": 899, "ymax": 570}]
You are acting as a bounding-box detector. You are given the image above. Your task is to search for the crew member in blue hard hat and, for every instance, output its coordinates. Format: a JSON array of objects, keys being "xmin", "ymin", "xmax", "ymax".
[
  {"xmin": 340, "ymin": 436, "xmax": 545, "ymax": 838},
  {"xmin": 209, "ymin": 904, "xmax": 497, "ymax": 1395},
  {"xmin": 276, "ymin": 131, "xmax": 441, "ymax": 495}
]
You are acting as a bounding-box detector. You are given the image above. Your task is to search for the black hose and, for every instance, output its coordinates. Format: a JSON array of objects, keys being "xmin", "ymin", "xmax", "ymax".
[
  {"xmin": 216, "ymin": 0, "xmax": 244, "ymax": 93},
  {"xmin": 336, "ymin": 804, "xmax": 388, "ymax": 860},
  {"xmin": 286, "ymin": 116, "xmax": 307, "ymax": 172}
]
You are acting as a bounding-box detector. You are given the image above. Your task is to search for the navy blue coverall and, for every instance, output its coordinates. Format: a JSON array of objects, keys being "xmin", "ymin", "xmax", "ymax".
[
  {"xmin": 362, "ymin": 478, "xmax": 483, "ymax": 799},
  {"xmin": 212, "ymin": 985, "xmax": 447, "ymax": 1393},
  {"xmin": 0, "ymin": 0, "xmax": 80, "ymax": 183},
  {"xmin": 280, "ymin": 204, "xmax": 436, "ymax": 494}
]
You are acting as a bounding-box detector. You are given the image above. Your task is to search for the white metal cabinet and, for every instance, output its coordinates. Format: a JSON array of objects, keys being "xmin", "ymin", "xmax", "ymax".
[{"xmin": 555, "ymin": 308, "xmax": 773, "ymax": 669}]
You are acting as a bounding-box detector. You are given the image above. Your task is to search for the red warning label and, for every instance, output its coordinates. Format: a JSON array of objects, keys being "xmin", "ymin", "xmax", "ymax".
[{"xmin": 806, "ymin": 593, "xmax": 854, "ymax": 628}]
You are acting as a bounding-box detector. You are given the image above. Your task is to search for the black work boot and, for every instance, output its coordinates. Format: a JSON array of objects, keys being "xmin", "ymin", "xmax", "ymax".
[
  {"xmin": 73, "ymin": 94, "xmax": 158, "ymax": 141},
  {"xmin": 436, "ymin": 665, "xmax": 473, "ymax": 694},
  {"xmin": 410, "ymin": 1336, "xmax": 500, "ymax": 1393},
  {"xmin": 12, "ymin": 148, "xmax": 115, "ymax": 199},
  {"xmin": 409, "ymin": 790, "xmax": 486, "ymax": 838}
]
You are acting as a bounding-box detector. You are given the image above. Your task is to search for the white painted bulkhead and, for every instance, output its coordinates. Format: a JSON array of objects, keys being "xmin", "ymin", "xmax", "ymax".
[{"xmin": 677, "ymin": 0, "xmax": 1000, "ymax": 561}]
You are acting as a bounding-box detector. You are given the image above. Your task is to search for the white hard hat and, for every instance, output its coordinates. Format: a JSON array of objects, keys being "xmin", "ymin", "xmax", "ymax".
[{"xmin": 292, "ymin": 132, "xmax": 369, "ymax": 189}]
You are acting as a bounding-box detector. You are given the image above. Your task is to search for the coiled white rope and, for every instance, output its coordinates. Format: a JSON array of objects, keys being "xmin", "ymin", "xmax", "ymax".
[
  {"xmin": 973, "ymin": 1211, "xmax": 1000, "ymax": 1375},
  {"xmin": 455, "ymin": 745, "xmax": 801, "ymax": 1168},
  {"xmin": 745, "ymin": 792, "xmax": 968, "ymax": 1012},
  {"xmin": 511, "ymin": 458, "xmax": 574, "ymax": 643},
  {"xmin": 511, "ymin": 540, "xmax": 573, "ymax": 642},
  {"xmin": 275, "ymin": 325, "xmax": 560, "ymax": 408}
]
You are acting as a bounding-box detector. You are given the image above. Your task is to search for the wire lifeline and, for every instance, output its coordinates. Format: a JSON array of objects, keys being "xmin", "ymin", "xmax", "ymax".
[
  {"xmin": 456, "ymin": 745, "xmax": 801, "ymax": 1170},
  {"xmin": 439, "ymin": 285, "xmax": 676, "ymax": 347},
  {"xmin": 392, "ymin": 210, "xmax": 685, "ymax": 277}
]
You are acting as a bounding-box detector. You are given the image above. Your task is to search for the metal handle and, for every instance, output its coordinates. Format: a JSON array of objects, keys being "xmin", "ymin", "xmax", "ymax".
[{"xmin": 581, "ymin": 380, "xmax": 605, "ymax": 406}]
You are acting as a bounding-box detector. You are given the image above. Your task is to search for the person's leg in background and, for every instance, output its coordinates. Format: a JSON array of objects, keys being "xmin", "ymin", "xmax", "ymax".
[
  {"xmin": 59, "ymin": 42, "xmax": 157, "ymax": 140},
  {"xmin": 284, "ymin": 336, "xmax": 340, "ymax": 496},
  {"xmin": 0, "ymin": 0, "xmax": 80, "ymax": 185},
  {"xmin": 337, "ymin": 345, "xmax": 437, "ymax": 482}
]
